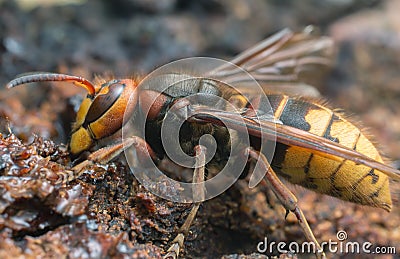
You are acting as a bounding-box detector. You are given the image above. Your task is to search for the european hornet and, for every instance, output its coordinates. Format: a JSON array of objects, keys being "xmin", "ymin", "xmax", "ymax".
[{"xmin": 6, "ymin": 27, "xmax": 400, "ymax": 258}]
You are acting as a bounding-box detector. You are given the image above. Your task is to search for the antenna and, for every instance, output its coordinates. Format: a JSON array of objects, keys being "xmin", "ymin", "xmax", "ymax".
[{"xmin": 7, "ymin": 73, "xmax": 96, "ymax": 96}]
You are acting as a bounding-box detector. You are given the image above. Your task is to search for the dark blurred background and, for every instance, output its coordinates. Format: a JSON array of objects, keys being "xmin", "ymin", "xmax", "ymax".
[{"xmin": 0, "ymin": 0, "xmax": 383, "ymax": 79}]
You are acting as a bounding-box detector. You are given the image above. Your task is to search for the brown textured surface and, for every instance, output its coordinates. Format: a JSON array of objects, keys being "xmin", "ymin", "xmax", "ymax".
[{"xmin": 0, "ymin": 0, "xmax": 399, "ymax": 258}]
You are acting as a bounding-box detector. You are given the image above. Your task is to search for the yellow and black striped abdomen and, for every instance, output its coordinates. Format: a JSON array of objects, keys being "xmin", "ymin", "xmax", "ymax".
[{"xmin": 268, "ymin": 95, "xmax": 392, "ymax": 211}]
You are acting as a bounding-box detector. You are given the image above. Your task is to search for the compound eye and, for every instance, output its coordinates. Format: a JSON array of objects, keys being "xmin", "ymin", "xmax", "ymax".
[{"xmin": 84, "ymin": 82, "xmax": 125, "ymax": 125}]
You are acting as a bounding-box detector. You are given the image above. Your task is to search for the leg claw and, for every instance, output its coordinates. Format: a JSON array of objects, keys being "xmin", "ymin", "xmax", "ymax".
[{"xmin": 163, "ymin": 233, "xmax": 184, "ymax": 259}]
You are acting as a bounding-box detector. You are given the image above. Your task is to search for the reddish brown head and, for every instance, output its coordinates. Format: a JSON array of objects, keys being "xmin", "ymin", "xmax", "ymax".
[{"xmin": 7, "ymin": 73, "xmax": 138, "ymax": 155}]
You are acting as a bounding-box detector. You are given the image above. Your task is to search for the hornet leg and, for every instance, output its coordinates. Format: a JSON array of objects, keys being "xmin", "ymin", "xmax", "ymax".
[
  {"xmin": 246, "ymin": 147, "xmax": 325, "ymax": 259},
  {"xmin": 57, "ymin": 136, "xmax": 159, "ymax": 184},
  {"xmin": 164, "ymin": 145, "xmax": 206, "ymax": 259}
]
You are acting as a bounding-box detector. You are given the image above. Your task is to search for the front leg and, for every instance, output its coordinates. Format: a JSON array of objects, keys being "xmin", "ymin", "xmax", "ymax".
[{"xmin": 57, "ymin": 136, "xmax": 160, "ymax": 184}]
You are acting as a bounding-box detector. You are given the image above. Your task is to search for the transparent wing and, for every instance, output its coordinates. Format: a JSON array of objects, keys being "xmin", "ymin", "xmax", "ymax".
[{"xmin": 210, "ymin": 27, "xmax": 335, "ymax": 97}]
